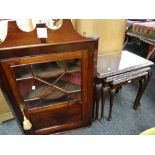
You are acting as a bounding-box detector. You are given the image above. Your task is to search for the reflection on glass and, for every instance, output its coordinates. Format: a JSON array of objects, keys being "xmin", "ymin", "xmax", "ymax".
[
  {"xmin": 12, "ymin": 58, "xmax": 81, "ymax": 109},
  {"xmin": 46, "ymin": 19, "xmax": 63, "ymax": 30},
  {"xmin": 16, "ymin": 19, "xmax": 36, "ymax": 32},
  {"xmin": 0, "ymin": 20, "xmax": 8, "ymax": 43}
]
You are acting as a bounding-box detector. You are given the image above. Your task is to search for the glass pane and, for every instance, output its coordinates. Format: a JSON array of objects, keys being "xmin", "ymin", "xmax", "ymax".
[
  {"xmin": 32, "ymin": 60, "xmax": 65, "ymax": 78},
  {"xmin": 12, "ymin": 65, "xmax": 32, "ymax": 80},
  {"xmin": 68, "ymin": 92, "xmax": 81, "ymax": 102},
  {"xmin": 66, "ymin": 59, "xmax": 81, "ymax": 72},
  {"xmin": 12, "ymin": 58, "xmax": 82, "ymax": 110}
]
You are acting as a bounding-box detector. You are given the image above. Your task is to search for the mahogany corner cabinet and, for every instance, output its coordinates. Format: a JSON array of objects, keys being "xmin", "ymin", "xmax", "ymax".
[{"xmin": 0, "ymin": 19, "xmax": 98, "ymax": 134}]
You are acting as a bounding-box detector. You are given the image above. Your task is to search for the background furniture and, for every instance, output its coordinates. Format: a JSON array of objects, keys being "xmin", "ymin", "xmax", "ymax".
[
  {"xmin": 126, "ymin": 21, "xmax": 155, "ymax": 59},
  {"xmin": 95, "ymin": 50, "xmax": 154, "ymax": 121},
  {"xmin": 0, "ymin": 19, "xmax": 98, "ymax": 134}
]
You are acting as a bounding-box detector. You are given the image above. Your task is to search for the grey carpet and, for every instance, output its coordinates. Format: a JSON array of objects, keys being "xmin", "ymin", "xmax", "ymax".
[{"xmin": 0, "ymin": 66, "xmax": 155, "ymax": 135}]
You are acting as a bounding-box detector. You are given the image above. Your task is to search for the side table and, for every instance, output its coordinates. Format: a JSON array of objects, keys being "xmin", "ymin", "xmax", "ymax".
[{"xmin": 94, "ymin": 50, "xmax": 154, "ymax": 121}]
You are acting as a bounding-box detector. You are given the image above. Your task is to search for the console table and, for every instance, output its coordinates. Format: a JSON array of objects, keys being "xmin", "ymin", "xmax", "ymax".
[{"xmin": 94, "ymin": 50, "xmax": 154, "ymax": 121}]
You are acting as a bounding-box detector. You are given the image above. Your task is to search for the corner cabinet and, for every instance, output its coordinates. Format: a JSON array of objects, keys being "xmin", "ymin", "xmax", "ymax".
[{"xmin": 0, "ymin": 19, "xmax": 98, "ymax": 134}]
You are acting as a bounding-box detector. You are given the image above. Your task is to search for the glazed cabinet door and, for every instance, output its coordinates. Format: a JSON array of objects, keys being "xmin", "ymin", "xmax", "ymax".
[{"xmin": 1, "ymin": 50, "xmax": 90, "ymax": 134}]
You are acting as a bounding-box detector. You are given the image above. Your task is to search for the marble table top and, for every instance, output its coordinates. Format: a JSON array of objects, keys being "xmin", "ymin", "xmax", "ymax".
[{"xmin": 97, "ymin": 50, "xmax": 154, "ymax": 79}]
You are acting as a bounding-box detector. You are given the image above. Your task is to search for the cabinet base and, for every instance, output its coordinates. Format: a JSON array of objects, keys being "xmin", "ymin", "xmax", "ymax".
[{"xmin": 32, "ymin": 120, "xmax": 92, "ymax": 135}]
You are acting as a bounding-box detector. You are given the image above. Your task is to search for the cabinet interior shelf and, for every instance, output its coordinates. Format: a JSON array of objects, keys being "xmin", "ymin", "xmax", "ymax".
[
  {"xmin": 23, "ymin": 80, "xmax": 81, "ymax": 101},
  {"xmin": 14, "ymin": 61, "xmax": 81, "ymax": 81},
  {"xmin": 23, "ymin": 80, "xmax": 81, "ymax": 110}
]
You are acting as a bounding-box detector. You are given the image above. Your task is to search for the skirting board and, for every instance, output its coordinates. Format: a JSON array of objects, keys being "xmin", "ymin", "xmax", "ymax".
[{"xmin": 0, "ymin": 112, "xmax": 14, "ymax": 124}]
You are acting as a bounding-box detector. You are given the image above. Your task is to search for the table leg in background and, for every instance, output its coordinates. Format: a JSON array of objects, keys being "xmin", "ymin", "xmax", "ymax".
[
  {"xmin": 108, "ymin": 88, "xmax": 117, "ymax": 121},
  {"xmin": 94, "ymin": 85, "xmax": 101, "ymax": 120},
  {"xmin": 100, "ymin": 86, "xmax": 109, "ymax": 121},
  {"xmin": 134, "ymin": 71, "xmax": 152, "ymax": 110}
]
